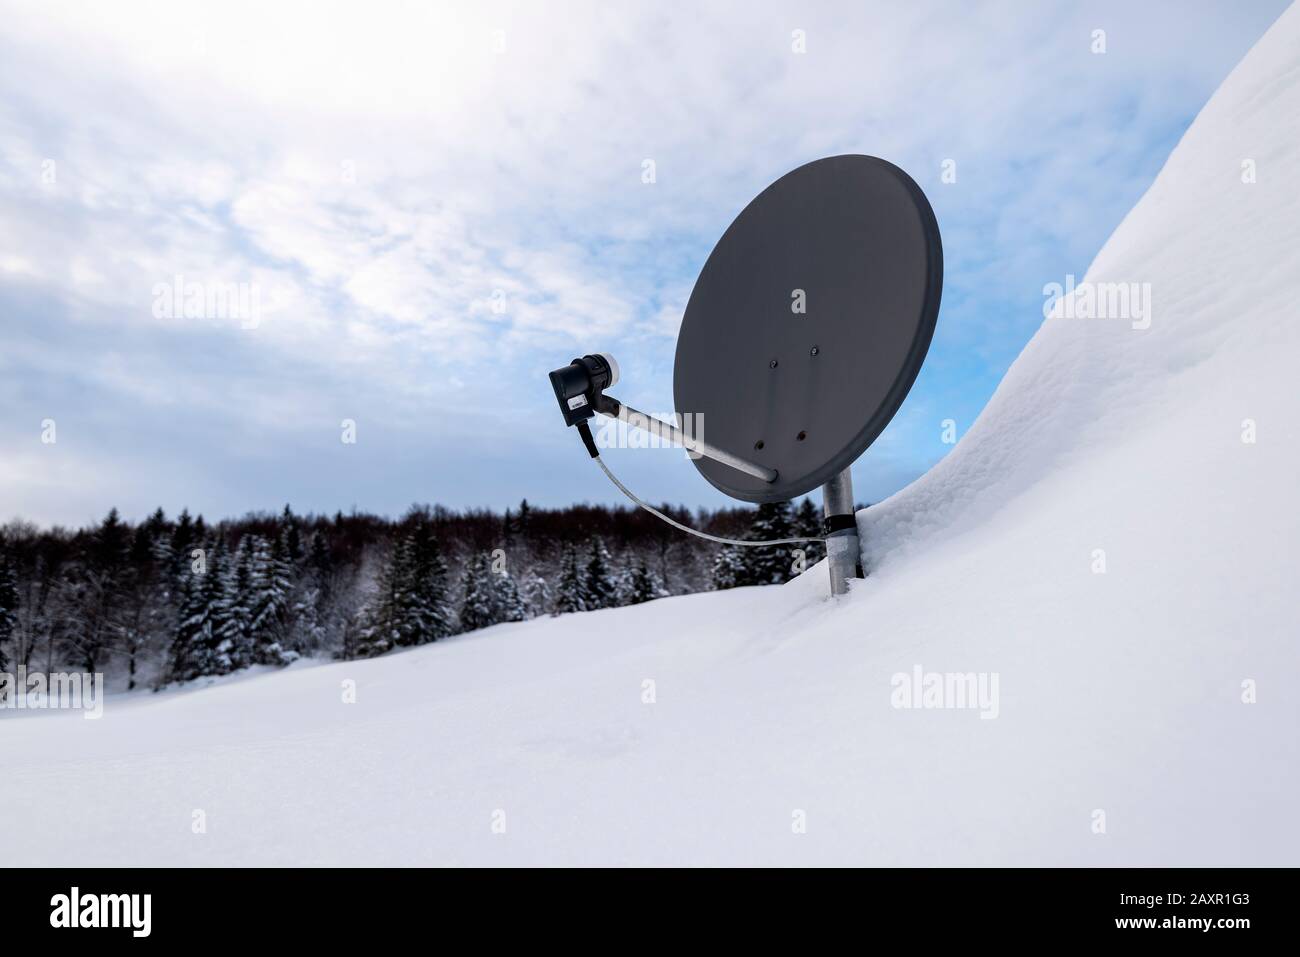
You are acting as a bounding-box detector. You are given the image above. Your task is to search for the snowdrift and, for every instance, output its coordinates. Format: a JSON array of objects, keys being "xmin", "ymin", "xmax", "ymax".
[{"xmin": 5, "ymin": 7, "xmax": 1299, "ymax": 865}]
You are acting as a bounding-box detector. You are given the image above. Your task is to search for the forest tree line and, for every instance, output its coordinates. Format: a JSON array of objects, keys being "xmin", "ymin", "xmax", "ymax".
[{"xmin": 0, "ymin": 498, "xmax": 826, "ymax": 693}]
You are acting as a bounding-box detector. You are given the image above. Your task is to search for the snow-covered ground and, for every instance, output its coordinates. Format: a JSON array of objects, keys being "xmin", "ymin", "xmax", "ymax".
[{"xmin": 6, "ymin": 6, "xmax": 1300, "ymax": 866}]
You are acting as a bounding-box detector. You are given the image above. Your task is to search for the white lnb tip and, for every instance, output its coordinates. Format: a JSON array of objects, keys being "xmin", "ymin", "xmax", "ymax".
[{"xmin": 596, "ymin": 352, "xmax": 620, "ymax": 388}]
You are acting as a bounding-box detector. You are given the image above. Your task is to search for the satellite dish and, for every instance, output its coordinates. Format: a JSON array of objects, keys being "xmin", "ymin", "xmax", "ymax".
[
  {"xmin": 549, "ymin": 154, "xmax": 943, "ymax": 595},
  {"xmin": 674, "ymin": 154, "xmax": 943, "ymax": 503}
]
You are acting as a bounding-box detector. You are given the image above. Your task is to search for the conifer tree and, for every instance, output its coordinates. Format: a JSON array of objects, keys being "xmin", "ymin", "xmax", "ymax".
[
  {"xmin": 144, "ymin": 507, "xmax": 168, "ymax": 540},
  {"xmin": 147, "ymin": 511, "xmax": 174, "ymax": 595},
  {"xmin": 737, "ymin": 501, "xmax": 797, "ymax": 586},
  {"xmin": 308, "ymin": 530, "xmax": 331, "ymax": 585},
  {"xmin": 355, "ymin": 538, "xmax": 409, "ymax": 657},
  {"xmin": 710, "ymin": 545, "xmax": 744, "ymax": 590},
  {"xmin": 170, "ymin": 509, "xmax": 196, "ymax": 586},
  {"xmin": 289, "ymin": 530, "xmax": 333, "ymax": 656},
  {"xmin": 627, "ymin": 558, "xmax": 669, "ymax": 605},
  {"xmin": 582, "ymin": 537, "xmax": 618, "ymax": 610},
  {"xmin": 168, "ymin": 537, "xmax": 230, "ymax": 682},
  {"xmin": 64, "ymin": 508, "xmax": 130, "ymax": 677},
  {"xmin": 281, "ymin": 504, "xmax": 303, "ymax": 563},
  {"xmin": 458, "ymin": 552, "xmax": 496, "ymax": 632},
  {"xmin": 219, "ymin": 535, "xmax": 256, "ymax": 670},
  {"xmin": 402, "ymin": 521, "xmax": 454, "ymax": 644},
  {"xmin": 552, "ymin": 544, "xmax": 585, "ymax": 615},
  {"xmin": 289, "ymin": 583, "xmax": 325, "ymax": 656},
  {"xmin": 522, "ymin": 570, "xmax": 551, "ymax": 619},
  {"xmin": 613, "ymin": 551, "xmax": 633, "ymax": 605},
  {"xmin": 94, "ymin": 507, "xmax": 129, "ymax": 573},
  {"xmin": 121, "ymin": 523, "xmax": 166, "ymax": 690},
  {"xmin": 249, "ymin": 534, "xmax": 295, "ymax": 665},
  {"xmin": 491, "ymin": 566, "xmax": 527, "ymax": 624},
  {"xmin": 200, "ymin": 537, "xmax": 233, "ymax": 673},
  {"xmin": 338, "ymin": 609, "xmax": 363, "ymax": 662},
  {"xmin": 168, "ymin": 558, "xmax": 204, "ymax": 683},
  {"xmin": 306, "ymin": 527, "xmax": 330, "ymax": 572}
]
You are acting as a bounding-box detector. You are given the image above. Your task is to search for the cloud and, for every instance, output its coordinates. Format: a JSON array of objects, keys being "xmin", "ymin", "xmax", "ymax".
[{"xmin": 0, "ymin": 0, "xmax": 1288, "ymax": 524}]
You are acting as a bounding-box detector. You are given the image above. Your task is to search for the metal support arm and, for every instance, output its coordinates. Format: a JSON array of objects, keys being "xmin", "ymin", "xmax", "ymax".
[{"xmin": 594, "ymin": 394, "xmax": 777, "ymax": 484}]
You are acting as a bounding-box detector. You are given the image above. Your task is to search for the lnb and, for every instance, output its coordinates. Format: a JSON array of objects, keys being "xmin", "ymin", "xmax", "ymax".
[{"xmin": 548, "ymin": 353, "xmax": 619, "ymax": 427}]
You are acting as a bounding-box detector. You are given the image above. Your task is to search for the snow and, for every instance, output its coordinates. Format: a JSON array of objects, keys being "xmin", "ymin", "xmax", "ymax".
[{"xmin": 6, "ymin": 6, "xmax": 1300, "ymax": 865}]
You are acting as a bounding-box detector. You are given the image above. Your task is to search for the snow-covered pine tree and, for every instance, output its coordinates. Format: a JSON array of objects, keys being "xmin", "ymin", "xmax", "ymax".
[
  {"xmin": 616, "ymin": 548, "xmax": 642, "ymax": 600},
  {"xmin": 552, "ymin": 543, "xmax": 585, "ymax": 615},
  {"xmin": 169, "ymin": 508, "xmax": 196, "ymax": 587},
  {"xmin": 94, "ymin": 507, "xmax": 129, "ymax": 573},
  {"xmin": 199, "ymin": 536, "xmax": 233, "ymax": 674},
  {"xmin": 60, "ymin": 508, "xmax": 131, "ymax": 677},
  {"xmin": 145, "ymin": 508, "xmax": 173, "ymax": 577},
  {"xmin": 167, "ymin": 561, "xmax": 204, "ymax": 683},
  {"xmin": 288, "ymin": 529, "xmax": 335, "ymax": 656},
  {"xmin": 219, "ymin": 535, "xmax": 256, "ymax": 670},
  {"xmin": 354, "ymin": 537, "xmax": 409, "ymax": 658},
  {"xmin": 282, "ymin": 504, "xmax": 303, "ymax": 563},
  {"xmin": 338, "ymin": 609, "xmax": 363, "ymax": 661},
  {"xmin": 613, "ymin": 554, "xmax": 634, "ymax": 606},
  {"xmin": 710, "ymin": 544, "xmax": 744, "ymax": 590},
  {"xmin": 120, "ymin": 523, "xmax": 166, "ymax": 690},
  {"xmin": 288, "ymin": 580, "xmax": 325, "ymax": 656},
  {"xmin": 582, "ymin": 537, "xmax": 618, "ymax": 610},
  {"xmin": 167, "ymin": 537, "xmax": 231, "ymax": 682},
  {"xmin": 308, "ymin": 528, "xmax": 331, "ymax": 579},
  {"xmin": 458, "ymin": 552, "xmax": 495, "ymax": 632},
  {"xmin": 144, "ymin": 506, "xmax": 168, "ymax": 537},
  {"xmin": 490, "ymin": 566, "xmax": 527, "ymax": 624},
  {"xmin": 521, "ymin": 569, "xmax": 551, "ymax": 619},
  {"xmin": 402, "ymin": 521, "xmax": 454, "ymax": 644},
  {"xmin": 249, "ymin": 534, "xmax": 295, "ymax": 665},
  {"xmin": 627, "ymin": 557, "xmax": 669, "ymax": 605},
  {"xmin": 737, "ymin": 501, "xmax": 797, "ymax": 585}
]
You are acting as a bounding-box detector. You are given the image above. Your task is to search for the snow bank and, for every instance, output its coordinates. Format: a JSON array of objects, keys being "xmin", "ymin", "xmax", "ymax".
[{"xmin": 5, "ymin": 6, "xmax": 1299, "ymax": 865}]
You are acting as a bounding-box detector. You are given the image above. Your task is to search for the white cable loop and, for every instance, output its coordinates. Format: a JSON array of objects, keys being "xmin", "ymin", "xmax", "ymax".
[{"xmin": 593, "ymin": 455, "xmax": 823, "ymax": 548}]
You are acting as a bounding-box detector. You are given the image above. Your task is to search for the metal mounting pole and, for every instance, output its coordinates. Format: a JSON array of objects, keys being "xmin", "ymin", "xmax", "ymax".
[{"xmin": 822, "ymin": 468, "xmax": 863, "ymax": 596}]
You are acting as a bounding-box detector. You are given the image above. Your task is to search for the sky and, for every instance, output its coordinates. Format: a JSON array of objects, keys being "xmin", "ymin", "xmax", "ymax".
[{"xmin": 0, "ymin": 0, "xmax": 1289, "ymax": 528}]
